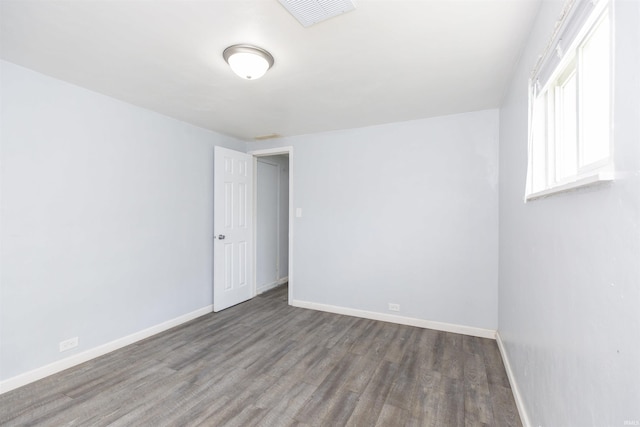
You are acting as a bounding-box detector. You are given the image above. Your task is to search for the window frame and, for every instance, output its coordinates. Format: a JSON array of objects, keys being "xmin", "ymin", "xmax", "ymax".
[{"xmin": 525, "ymin": 0, "xmax": 614, "ymax": 201}]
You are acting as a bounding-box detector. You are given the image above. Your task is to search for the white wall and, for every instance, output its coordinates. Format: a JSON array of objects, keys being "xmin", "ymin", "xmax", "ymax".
[
  {"xmin": 256, "ymin": 155, "xmax": 289, "ymax": 293},
  {"xmin": 498, "ymin": 1, "xmax": 640, "ymax": 426},
  {"xmin": 0, "ymin": 61, "xmax": 245, "ymax": 383},
  {"xmin": 248, "ymin": 110, "xmax": 499, "ymax": 331}
]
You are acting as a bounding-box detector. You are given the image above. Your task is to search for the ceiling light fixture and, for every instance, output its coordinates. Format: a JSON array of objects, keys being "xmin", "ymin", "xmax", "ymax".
[{"xmin": 223, "ymin": 44, "xmax": 274, "ymax": 80}]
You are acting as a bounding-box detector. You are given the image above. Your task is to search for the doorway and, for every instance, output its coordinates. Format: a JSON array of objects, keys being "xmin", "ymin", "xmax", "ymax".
[
  {"xmin": 251, "ymin": 147, "xmax": 293, "ymax": 304},
  {"xmin": 256, "ymin": 156, "xmax": 289, "ymax": 293}
]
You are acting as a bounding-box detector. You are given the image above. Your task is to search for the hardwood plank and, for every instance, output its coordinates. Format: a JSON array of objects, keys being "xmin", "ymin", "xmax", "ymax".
[
  {"xmin": 260, "ymin": 341, "xmax": 318, "ymax": 379},
  {"xmin": 375, "ymin": 403, "xmax": 410, "ymax": 427},
  {"xmin": 345, "ymin": 359, "xmax": 399, "ymax": 426},
  {"xmin": 348, "ymin": 319, "xmax": 385, "ymax": 356},
  {"xmin": 384, "ymin": 325, "xmax": 417, "ymax": 363},
  {"xmin": 198, "ymin": 371, "xmax": 279, "ymax": 426},
  {"xmin": 435, "ymin": 376, "xmax": 465, "ymax": 427},
  {"xmin": 255, "ymin": 379, "xmax": 317, "ymax": 420},
  {"xmin": 409, "ymin": 370, "xmax": 442, "ymax": 427},
  {"xmin": 481, "ymin": 338, "xmax": 512, "ymax": 388},
  {"xmin": 294, "ymin": 352, "xmax": 360, "ymax": 424},
  {"xmin": 464, "ymin": 352, "xmax": 495, "ymax": 425},
  {"xmin": 106, "ymin": 382, "xmax": 230, "ymax": 427},
  {"xmin": 243, "ymin": 339, "xmax": 297, "ymax": 375},
  {"xmin": 489, "ymin": 383, "xmax": 523, "ymax": 427},
  {"xmin": 341, "ymin": 354, "xmax": 381, "ymax": 393},
  {"xmin": 0, "ymin": 393, "xmax": 73, "ymax": 426},
  {"xmin": 385, "ymin": 330, "xmax": 423, "ymax": 411},
  {"xmin": 463, "ymin": 335, "xmax": 485, "ymax": 355},
  {"xmin": 219, "ymin": 404, "xmax": 269, "ymax": 427},
  {"xmin": 328, "ymin": 317, "xmax": 372, "ymax": 350},
  {"xmin": 441, "ymin": 332, "xmax": 465, "ymax": 379},
  {"xmin": 24, "ymin": 364, "xmax": 177, "ymax": 427},
  {"xmin": 320, "ymin": 389, "xmax": 360, "ymax": 426},
  {"xmin": 298, "ymin": 345, "xmax": 347, "ymax": 386},
  {"xmin": 0, "ymin": 284, "xmax": 521, "ymax": 427}
]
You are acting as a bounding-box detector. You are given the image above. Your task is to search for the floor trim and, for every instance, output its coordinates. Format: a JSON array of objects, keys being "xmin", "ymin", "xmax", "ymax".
[
  {"xmin": 256, "ymin": 277, "xmax": 289, "ymax": 295},
  {"xmin": 0, "ymin": 305, "xmax": 213, "ymax": 395},
  {"xmin": 291, "ymin": 299, "xmax": 496, "ymax": 339},
  {"xmin": 495, "ymin": 332, "xmax": 531, "ymax": 427},
  {"xmin": 278, "ymin": 276, "xmax": 289, "ymax": 285}
]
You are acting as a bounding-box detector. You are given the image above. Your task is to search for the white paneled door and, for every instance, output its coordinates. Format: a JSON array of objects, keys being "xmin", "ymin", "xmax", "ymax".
[{"xmin": 213, "ymin": 147, "xmax": 254, "ymax": 312}]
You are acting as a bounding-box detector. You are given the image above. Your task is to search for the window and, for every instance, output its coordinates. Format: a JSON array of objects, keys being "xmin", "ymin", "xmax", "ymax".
[{"xmin": 525, "ymin": 0, "xmax": 613, "ymax": 200}]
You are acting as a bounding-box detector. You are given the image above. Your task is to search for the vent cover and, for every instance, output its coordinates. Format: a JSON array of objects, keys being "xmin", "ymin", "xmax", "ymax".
[
  {"xmin": 278, "ymin": 0, "xmax": 356, "ymax": 27},
  {"xmin": 254, "ymin": 133, "xmax": 282, "ymax": 141}
]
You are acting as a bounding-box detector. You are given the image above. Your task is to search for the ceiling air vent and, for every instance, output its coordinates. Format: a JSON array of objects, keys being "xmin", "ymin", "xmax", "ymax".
[
  {"xmin": 254, "ymin": 133, "xmax": 282, "ymax": 141},
  {"xmin": 278, "ymin": 0, "xmax": 356, "ymax": 27}
]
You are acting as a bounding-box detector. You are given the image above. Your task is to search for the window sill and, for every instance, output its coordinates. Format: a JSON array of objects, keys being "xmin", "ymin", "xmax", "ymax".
[{"xmin": 526, "ymin": 171, "xmax": 614, "ymax": 201}]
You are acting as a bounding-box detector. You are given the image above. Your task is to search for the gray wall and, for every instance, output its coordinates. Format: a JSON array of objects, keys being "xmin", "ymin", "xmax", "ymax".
[
  {"xmin": 277, "ymin": 156, "xmax": 290, "ymax": 281},
  {"xmin": 498, "ymin": 1, "xmax": 640, "ymax": 426},
  {"xmin": 0, "ymin": 61, "xmax": 245, "ymax": 381},
  {"xmin": 248, "ymin": 109, "xmax": 500, "ymax": 330}
]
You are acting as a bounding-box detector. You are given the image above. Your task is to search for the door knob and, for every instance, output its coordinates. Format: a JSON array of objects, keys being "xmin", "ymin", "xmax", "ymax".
[{"xmin": 216, "ymin": 234, "xmax": 226, "ymax": 240}]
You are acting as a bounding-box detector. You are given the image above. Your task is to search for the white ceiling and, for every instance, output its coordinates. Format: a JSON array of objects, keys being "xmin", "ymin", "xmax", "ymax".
[{"xmin": 0, "ymin": 0, "xmax": 541, "ymax": 141}]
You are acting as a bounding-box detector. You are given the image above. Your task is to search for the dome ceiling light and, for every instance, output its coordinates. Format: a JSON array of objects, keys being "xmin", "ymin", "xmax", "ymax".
[{"xmin": 223, "ymin": 44, "xmax": 274, "ymax": 80}]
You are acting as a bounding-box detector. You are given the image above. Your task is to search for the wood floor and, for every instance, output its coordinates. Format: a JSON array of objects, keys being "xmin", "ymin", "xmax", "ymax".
[{"xmin": 0, "ymin": 285, "xmax": 521, "ymax": 426}]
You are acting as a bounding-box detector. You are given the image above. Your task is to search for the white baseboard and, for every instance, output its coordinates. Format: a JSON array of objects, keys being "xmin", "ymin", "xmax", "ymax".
[
  {"xmin": 495, "ymin": 332, "xmax": 531, "ymax": 427},
  {"xmin": 256, "ymin": 276, "xmax": 289, "ymax": 295},
  {"xmin": 0, "ymin": 305, "xmax": 213, "ymax": 395},
  {"xmin": 256, "ymin": 280, "xmax": 287, "ymax": 295},
  {"xmin": 290, "ymin": 299, "xmax": 496, "ymax": 339}
]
